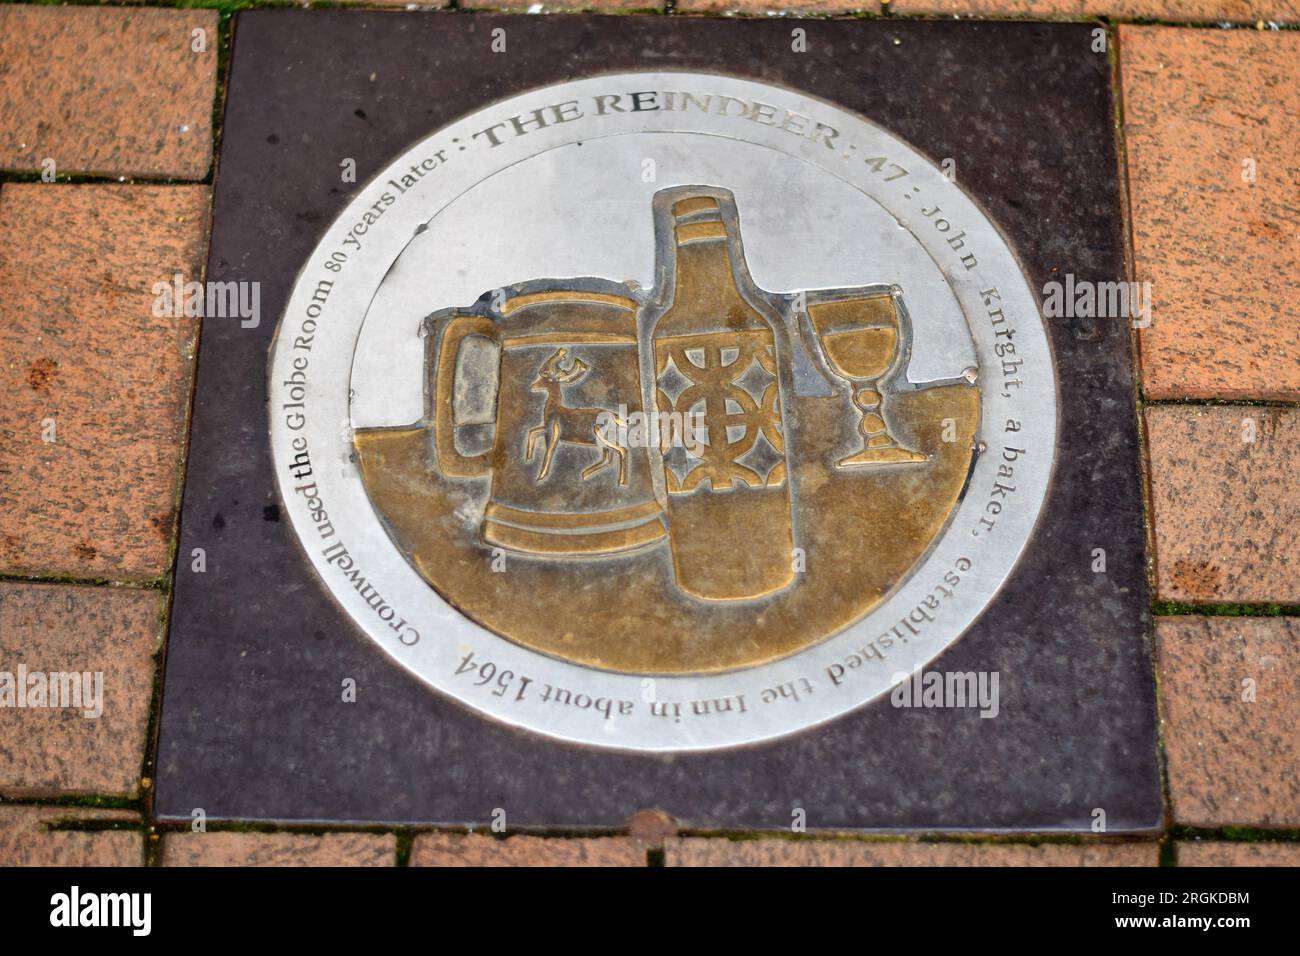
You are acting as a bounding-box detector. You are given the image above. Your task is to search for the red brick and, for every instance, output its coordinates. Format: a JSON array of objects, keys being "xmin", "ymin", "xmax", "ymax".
[
  {"xmin": 162, "ymin": 831, "xmax": 395, "ymax": 867},
  {"xmin": 412, "ymin": 833, "xmax": 648, "ymax": 866},
  {"xmin": 666, "ymin": 838, "xmax": 1158, "ymax": 866},
  {"xmin": 626, "ymin": 810, "xmax": 679, "ymax": 842},
  {"xmin": 1157, "ymin": 617, "xmax": 1300, "ymax": 828},
  {"xmin": 885, "ymin": 1, "xmax": 1298, "ymax": 20},
  {"xmin": 1177, "ymin": 841, "xmax": 1300, "ymax": 866},
  {"xmin": 0, "ymin": 583, "xmax": 163, "ymax": 797},
  {"xmin": 463, "ymin": 0, "xmax": 658, "ymax": 8},
  {"xmin": 0, "ymin": 6, "xmax": 219, "ymax": 179},
  {"xmin": 0, "ymin": 184, "xmax": 209, "ymax": 581},
  {"xmin": 676, "ymin": 0, "xmax": 850, "ymax": 10},
  {"xmin": 0, "ymin": 805, "xmax": 141, "ymax": 867},
  {"xmin": 1122, "ymin": 26, "xmax": 1300, "ymax": 400},
  {"xmin": 1145, "ymin": 406, "xmax": 1298, "ymax": 604}
]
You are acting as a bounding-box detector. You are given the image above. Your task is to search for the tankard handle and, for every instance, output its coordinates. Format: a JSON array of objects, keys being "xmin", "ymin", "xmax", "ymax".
[{"xmin": 432, "ymin": 313, "xmax": 497, "ymax": 478}]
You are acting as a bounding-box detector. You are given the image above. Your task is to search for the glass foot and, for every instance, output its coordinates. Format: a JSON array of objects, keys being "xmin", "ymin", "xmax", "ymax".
[{"xmin": 836, "ymin": 444, "xmax": 928, "ymax": 468}]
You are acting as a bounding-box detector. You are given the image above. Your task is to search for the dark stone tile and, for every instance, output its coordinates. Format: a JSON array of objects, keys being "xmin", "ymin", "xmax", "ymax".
[{"xmin": 156, "ymin": 12, "xmax": 1159, "ymax": 831}]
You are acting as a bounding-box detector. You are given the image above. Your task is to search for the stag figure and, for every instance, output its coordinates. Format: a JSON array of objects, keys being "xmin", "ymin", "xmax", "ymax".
[{"xmin": 525, "ymin": 348, "xmax": 629, "ymax": 485}]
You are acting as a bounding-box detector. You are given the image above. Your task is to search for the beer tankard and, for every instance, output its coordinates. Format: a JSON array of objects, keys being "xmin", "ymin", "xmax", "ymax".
[
  {"xmin": 426, "ymin": 279, "xmax": 667, "ymax": 557},
  {"xmin": 799, "ymin": 284, "xmax": 928, "ymax": 467}
]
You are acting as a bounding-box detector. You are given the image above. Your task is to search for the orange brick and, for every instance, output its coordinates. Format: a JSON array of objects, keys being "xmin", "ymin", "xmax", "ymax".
[
  {"xmin": 1122, "ymin": 26, "xmax": 1300, "ymax": 400},
  {"xmin": 0, "ymin": 6, "xmax": 218, "ymax": 179},
  {"xmin": 884, "ymin": 1, "xmax": 1298, "ymax": 21},
  {"xmin": 676, "ymin": 0, "xmax": 835, "ymax": 9},
  {"xmin": 666, "ymin": 838, "xmax": 1158, "ymax": 866},
  {"xmin": 463, "ymin": 0, "xmax": 659, "ymax": 8},
  {"xmin": 0, "ymin": 582, "xmax": 163, "ymax": 796},
  {"xmin": 1177, "ymin": 841, "xmax": 1300, "ymax": 866},
  {"xmin": 626, "ymin": 810, "xmax": 679, "ymax": 842},
  {"xmin": 412, "ymin": 833, "xmax": 648, "ymax": 866},
  {"xmin": 1157, "ymin": 617, "xmax": 1300, "ymax": 828},
  {"xmin": 1145, "ymin": 406, "xmax": 1297, "ymax": 604},
  {"xmin": 0, "ymin": 184, "xmax": 209, "ymax": 580},
  {"xmin": 162, "ymin": 831, "xmax": 395, "ymax": 866},
  {"xmin": 0, "ymin": 805, "xmax": 141, "ymax": 867}
]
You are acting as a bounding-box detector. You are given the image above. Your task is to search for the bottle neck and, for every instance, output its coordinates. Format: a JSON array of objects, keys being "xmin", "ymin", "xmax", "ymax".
[{"xmin": 666, "ymin": 198, "xmax": 745, "ymax": 306}]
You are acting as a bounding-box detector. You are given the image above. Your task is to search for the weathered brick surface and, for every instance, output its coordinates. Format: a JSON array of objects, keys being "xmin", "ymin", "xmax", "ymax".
[
  {"xmin": 0, "ymin": 805, "xmax": 141, "ymax": 867},
  {"xmin": 1157, "ymin": 617, "xmax": 1300, "ymax": 828},
  {"xmin": 1177, "ymin": 841, "xmax": 1300, "ymax": 866},
  {"xmin": 412, "ymin": 833, "xmax": 648, "ymax": 866},
  {"xmin": 884, "ymin": 1, "xmax": 1299, "ymax": 20},
  {"xmin": 0, "ymin": 184, "xmax": 209, "ymax": 581},
  {"xmin": 1145, "ymin": 406, "xmax": 1297, "ymax": 604},
  {"xmin": 1122, "ymin": 26, "xmax": 1300, "ymax": 400},
  {"xmin": 463, "ymin": 0, "xmax": 659, "ymax": 9},
  {"xmin": 677, "ymin": 0, "xmax": 855, "ymax": 10},
  {"xmin": 162, "ymin": 831, "xmax": 395, "ymax": 866},
  {"xmin": 0, "ymin": 583, "xmax": 163, "ymax": 796},
  {"xmin": 0, "ymin": 6, "xmax": 219, "ymax": 179},
  {"xmin": 626, "ymin": 810, "xmax": 679, "ymax": 842},
  {"xmin": 666, "ymin": 838, "xmax": 1158, "ymax": 866}
]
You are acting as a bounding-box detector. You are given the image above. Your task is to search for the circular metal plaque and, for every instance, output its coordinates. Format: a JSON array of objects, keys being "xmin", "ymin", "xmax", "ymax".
[{"xmin": 269, "ymin": 72, "xmax": 1057, "ymax": 752}]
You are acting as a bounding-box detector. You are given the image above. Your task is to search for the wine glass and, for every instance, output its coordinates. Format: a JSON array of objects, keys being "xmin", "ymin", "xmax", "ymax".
[{"xmin": 801, "ymin": 285, "xmax": 927, "ymax": 468}]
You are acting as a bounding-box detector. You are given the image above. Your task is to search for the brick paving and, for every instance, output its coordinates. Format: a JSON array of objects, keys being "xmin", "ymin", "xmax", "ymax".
[
  {"xmin": 412, "ymin": 834, "xmax": 650, "ymax": 866},
  {"xmin": 0, "ymin": 7, "xmax": 219, "ymax": 180},
  {"xmin": 160, "ymin": 831, "xmax": 395, "ymax": 867},
  {"xmin": 1156, "ymin": 617, "xmax": 1300, "ymax": 828},
  {"xmin": 1176, "ymin": 841, "xmax": 1300, "ymax": 866},
  {"xmin": 888, "ymin": 0, "xmax": 1299, "ymax": 20},
  {"xmin": 469, "ymin": 0, "xmax": 656, "ymax": 8},
  {"xmin": 1145, "ymin": 407, "xmax": 1298, "ymax": 604},
  {"xmin": 0, "ymin": 805, "xmax": 142, "ymax": 867},
  {"xmin": 0, "ymin": 583, "xmax": 164, "ymax": 796},
  {"xmin": 0, "ymin": 184, "xmax": 210, "ymax": 581},
  {"xmin": 665, "ymin": 839, "xmax": 1160, "ymax": 866},
  {"xmin": 1122, "ymin": 27, "xmax": 1300, "ymax": 401},
  {"xmin": 0, "ymin": 3, "xmax": 1294, "ymax": 866}
]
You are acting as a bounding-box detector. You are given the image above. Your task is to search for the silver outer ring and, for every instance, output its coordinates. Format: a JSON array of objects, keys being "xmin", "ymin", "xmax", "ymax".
[{"xmin": 269, "ymin": 72, "xmax": 1058, "ymax": 752}]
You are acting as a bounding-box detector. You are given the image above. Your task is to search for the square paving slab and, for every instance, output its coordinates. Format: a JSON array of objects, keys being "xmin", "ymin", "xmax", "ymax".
[{"xmin": 156, "ymin": 11, "xmax": 1161, "ymax": 831}]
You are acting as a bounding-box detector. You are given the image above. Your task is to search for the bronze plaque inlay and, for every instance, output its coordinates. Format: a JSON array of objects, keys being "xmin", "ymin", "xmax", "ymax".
[{"xmin": 353, "ymin": 185, "xmax": 979, "ymax": 674}]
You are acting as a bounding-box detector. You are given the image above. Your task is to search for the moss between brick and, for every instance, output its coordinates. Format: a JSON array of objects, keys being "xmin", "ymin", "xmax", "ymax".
[{"xmin": 1152, "ymin": 602, "xmax": 1298, "ymax": 617}]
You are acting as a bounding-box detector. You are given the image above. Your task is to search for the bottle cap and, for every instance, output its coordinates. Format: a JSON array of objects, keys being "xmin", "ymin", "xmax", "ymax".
[{"xmin": 672, "ymin": 196, "xmax": 721, "ymax": 222}]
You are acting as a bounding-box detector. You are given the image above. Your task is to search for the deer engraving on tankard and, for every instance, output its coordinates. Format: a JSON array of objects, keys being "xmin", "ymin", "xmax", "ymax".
[{"xmin": 525, "ymin": 348, "xmax": 631, "ymax": 487}]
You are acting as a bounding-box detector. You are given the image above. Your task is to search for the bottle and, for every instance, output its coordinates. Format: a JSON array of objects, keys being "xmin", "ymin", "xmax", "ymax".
[{"xmin": 647, "ymin": 188, "xmax": 796, "ymax": 602}]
